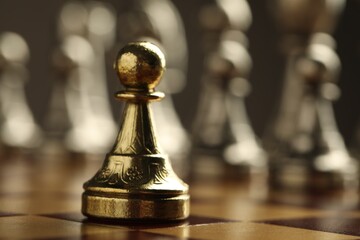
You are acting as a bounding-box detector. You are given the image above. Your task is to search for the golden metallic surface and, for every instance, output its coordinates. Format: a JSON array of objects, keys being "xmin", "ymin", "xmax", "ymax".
[
  {"xmin": 115, "ymin": 90, "xmax": 164, "ymax": 102},
  {"xmin": 114, "ymin": 41, "xmax": 165, "ymax": 91},
  {"xmin": 82, "ymin": 41, "xmax": 189, "ymax": 220}
]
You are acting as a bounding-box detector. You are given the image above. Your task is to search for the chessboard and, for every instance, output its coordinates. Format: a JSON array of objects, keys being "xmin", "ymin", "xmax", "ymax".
[{"xmin": 1, "ymin": 154, "xmax": 359, "ymax": 240}]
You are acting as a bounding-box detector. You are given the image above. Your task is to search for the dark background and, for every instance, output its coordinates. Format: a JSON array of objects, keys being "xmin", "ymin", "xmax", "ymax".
[{"xmin": 0, "ymin": 0, "xmax": 359, "ymax": 145}]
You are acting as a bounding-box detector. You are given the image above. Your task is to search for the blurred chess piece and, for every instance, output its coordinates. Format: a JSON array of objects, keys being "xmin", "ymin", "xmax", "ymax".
[
  {"xmin": 45, "ymin": 1, "xmax": 117, "ymax": 156},
  {"xmin": 117, "ymin": 0, "xmax": 190, "ymax": 177},
  {"xmin": 271, "ymin": 0, "xmax": 345, "ymax": 53},
  {"xmin": 265, "ymin": 0, "xmax": 358, "ymax": 190},
  {"xmin": 191, "ymin": 0, "xmax": 266, "ymax": 179},
  {"xmin": 0, "ymin": 32, "xmax": 42, "ymax": 151}
]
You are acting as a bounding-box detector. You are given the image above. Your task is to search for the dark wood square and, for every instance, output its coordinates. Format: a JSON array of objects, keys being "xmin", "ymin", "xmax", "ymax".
[
  {"xmin": 48, "ymin": 230, "xmax": 195, "ymax": 240},
  {"xmin": 41, "ymin": 212, "xmax": 237, "ymax": 229},
  {"xmin": 261, "ymin": 217, "xmax": 360, "ymax": 236},
  {"xmin": 0, "ymin": 211, "xmax": 23, "ymax": 217}
]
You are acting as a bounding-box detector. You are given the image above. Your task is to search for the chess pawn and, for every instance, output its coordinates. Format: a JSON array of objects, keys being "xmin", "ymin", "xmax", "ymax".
[
  {"xmin": 0, "ymin": 32, "xmax": 42, "ymax": 150},
  {"xmin": 192, "ymin": 0, "xmax": 262, "ymax": 178},
  {"xmin": 117, "ymin": 0, "xmax": 190, "ymax": 177},
  {"xmin": 265, "ymin": 33, "xmax": 358, "ymax": 190},
  {"xmin": 192, "ymin": 30, "xmax": 266, "ymax": 178},
  {"xmin": 53, "ymin": 35, "xmax": 116, "ymax": 155},
  {"xmin": 84, "ymin": 1, "xmax": 117, "ymax": 129},
  {"xmin": 43, "ymin": 2, "xmax": 88, "ymax": 154},
  {"xmin": 194, "ymin": 0, "xmax": 253, "ymax": 151},
  {"xmin": 268, "ymin": 0, "xmax": 347, "ymax": 141},
  {"xmin": 82, "ymin": 42, "xmax": 189, "ymax": 220},
  {"xmin": 222, "ymin": 33, "xmax": 268, "ymax": 176},
  {"xmin": 45, "ymin": 1, "xmax": 117, "ymax": 155}
]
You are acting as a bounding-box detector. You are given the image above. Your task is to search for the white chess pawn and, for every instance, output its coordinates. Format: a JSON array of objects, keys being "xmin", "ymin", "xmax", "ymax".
[
  {"xmin": 57, "ymin": 35, "xmax": 116, "ymax": 155},
  {"xmin": 264, "ymin": 0, "xmax": 357, "ymax": 190},
  {"xmin": 221, "ymin": 31, "xmax": 267, "ymax": 174},
  {"xmin": 194, "ymin": 0, "xmax": 252, "ymax": 148},
  {"xmin": 46, "ymin": 1, "xmax": 117, "ymax": 155},
  {"xmin": 192, "ymin": 0, "xmax": 265, "ymax": 178},
  {"xmin": 192, "ymin": 29, "xmax": 267, "ymax": 178},
  {"xmin": 0, "ymin": 32, "xmax": 42, "ymax": 150}
]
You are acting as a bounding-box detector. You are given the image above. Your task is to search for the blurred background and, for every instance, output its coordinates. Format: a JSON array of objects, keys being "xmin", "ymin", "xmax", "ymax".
[{"xmin": 0, "ymin": 0, "xmax": 359, "ymax": 145}]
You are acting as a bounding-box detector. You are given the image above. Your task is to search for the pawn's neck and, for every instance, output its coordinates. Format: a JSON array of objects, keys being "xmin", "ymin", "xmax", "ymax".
[{"xmin": 111, "ymin": 102, "xmax": 162, "ymax": 155}]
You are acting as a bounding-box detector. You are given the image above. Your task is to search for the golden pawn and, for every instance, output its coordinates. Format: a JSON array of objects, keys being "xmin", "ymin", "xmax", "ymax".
[{"xmin": 82, "ymin": 42, "xmax": 190, "ymax": 220}]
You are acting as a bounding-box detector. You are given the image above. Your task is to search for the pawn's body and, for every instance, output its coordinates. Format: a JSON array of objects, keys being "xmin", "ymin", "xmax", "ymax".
[
  {"xmin": 82, "ymin": 42, "xmax": 189, "ymax": 220},
  {"xmin": 117, "ymin": 0, "xmax": 190, "ymax": 177}
]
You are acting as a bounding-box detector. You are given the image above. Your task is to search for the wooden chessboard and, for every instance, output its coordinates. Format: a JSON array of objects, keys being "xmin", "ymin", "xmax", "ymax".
[{"xmin": 1, "ymin": 154, "xmax": 360, "ymax": 240}]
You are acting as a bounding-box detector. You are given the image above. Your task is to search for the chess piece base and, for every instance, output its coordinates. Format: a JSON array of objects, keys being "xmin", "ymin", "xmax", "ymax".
[
  {"xmin": 82, "ymin": 153, "xmax": 190, "ymax": 220},
  {"xmin": 82, "ymin": 191, "xmax": 189, "ymax": 220},
  {"xmin": 270, "ymin": 158, "xmax": 359, "ymax": 191}
]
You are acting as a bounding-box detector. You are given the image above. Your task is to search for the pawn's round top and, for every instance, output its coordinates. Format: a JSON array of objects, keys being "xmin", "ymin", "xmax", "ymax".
[
  {"xmin": 0, "ymin": 32, "xmax": 29, "ymax": 64},
  {"xmin": 115, "ymin": 42, "xmax": 165, "ymax": 90}
]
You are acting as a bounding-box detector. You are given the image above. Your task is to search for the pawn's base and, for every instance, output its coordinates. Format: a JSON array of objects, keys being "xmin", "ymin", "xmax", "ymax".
[
  {"xmin": 81, "ymin": 153, "xmax": 190, "ymax": 221},
  {"xmin": 270, "ymin": 159, "xmax": 359, "ymax": 191},
  {"xmin": 191, "ymin": 148, "xmax": 267, "ymax": 181},
  {"xmin": 82, "ymin": 190, "xmax": 189, "ymax": 221}
]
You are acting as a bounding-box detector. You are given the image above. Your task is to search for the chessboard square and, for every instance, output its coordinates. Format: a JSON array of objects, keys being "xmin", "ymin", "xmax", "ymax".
[
  {"xmin": 262, "ymin": 217, "xmax": 360, "ymax": 236},
  {"xmin": 187, "ymin": 215, "xmax": 237, "ymax": 225},
  {"xmin": 41, "ymin": 212, "xmax": 85, "ymax": 223},
  {"xmin": 0, "ymin": 192, "xmax": 80, "ymax": 214},
  {"xmin": 190, "ymin": 200, "xmax": 328, "ymax": 221},
  {"xmin": 144, "ymin": 222, "xmax": 359, "ymax": 240},
  {"xmin": 265, "ymin": 190, "xmax": 360, "ymax": 211},
  {"xmin": 189, "ymin": 176, "xmax": 267, "ymax": 199},
  {"xmin": 0, "ymin": 211, "xmax": 23, "ymax": 217},
  {"xmin": 0, "ymin": 215, "xmax": 129, "ymax": 239},
  {"xmin": 53, "ymin": 231, "xmax": 196, "ymax": 240},
  {"xmin": 112, "ymin": 214, "xmax": 237, "ymax": 229},
  {"xmin": 41, "ymin": 212, "xmax": 235, "ymax": 229},
  {"xmin": 42, "ymin": 212, "xmax": 185, "ymax": 230}
]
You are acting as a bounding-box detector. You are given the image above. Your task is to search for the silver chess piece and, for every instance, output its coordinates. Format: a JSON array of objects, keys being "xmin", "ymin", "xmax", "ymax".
[
  {"xmin": 117, "ymin": 0, "xmax": 190, "ymax": 177},
  {"xmin": 47, "ymin": 1, "xmax": 117, "ymax": 156},
  {"xmin": 0, "ymin": 32, "xmax": 42, "ymax": 150},
  {"xmin": 265, "ymin": 0, "xmax": 358, "ymax": 190},
  {"xmin": 192, "ymin": 0, "xmax": 266, "ymax": 178},
  {"xmin": 270, "ymin": 0, "xmax": 345, "ymax": 58}
]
